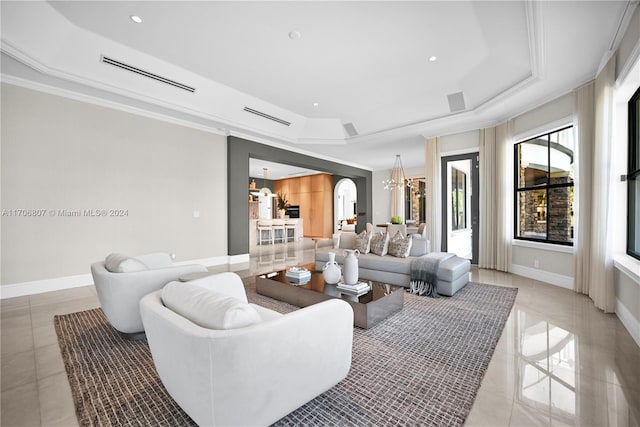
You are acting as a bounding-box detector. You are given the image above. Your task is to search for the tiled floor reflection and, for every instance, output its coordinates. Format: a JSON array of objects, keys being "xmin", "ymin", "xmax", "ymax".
[
  {"xmin": 467, "ymin": 269, "xmax": 640, "ymax": 427},
  {"xmin": 1, "ymin": 243, "xmax": 639, "ymax": 426},
  {"xmin": 515, "ymin": 311, "xmax": 578, "ymax": 424}
]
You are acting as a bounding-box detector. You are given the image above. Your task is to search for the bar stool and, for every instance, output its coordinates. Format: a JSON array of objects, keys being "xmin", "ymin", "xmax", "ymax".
[
  {"xmin": 284, "ymin": 221, "xmax": 297, "ymax": 242},
  {"xmin": 271, "ymin": 219, "xmax": 285, "ymax": 244},
  {"xmin": 257, "ymin": 220, "xmax": 273, "ymax": 245}
]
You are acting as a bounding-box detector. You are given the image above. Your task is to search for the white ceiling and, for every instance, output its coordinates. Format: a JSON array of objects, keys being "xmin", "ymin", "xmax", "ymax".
[
  {"xmin": 0, "ymin": 1, "xmax": 635, "ymax": 172},
  {"xmin": 249, "ymin": 159, "xmax": 323, "ymax": 181}
]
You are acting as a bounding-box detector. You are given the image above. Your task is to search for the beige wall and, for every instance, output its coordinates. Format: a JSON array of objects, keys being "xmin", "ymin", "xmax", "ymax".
[
  {"xmin": 512, "ymin": 92, "xmax": 575, "ymax": 140},
  {"xmin": 1, "ymin": 83, "xmax": 227, "ymax": 285},
  {"xmin": 615, "ymin": 268, "xmax": 640, "ymax": 345},
  {"xmin": 511, "ymin": 245, "xmax": 574, "ymax": 278},
  {"xmin": 440, "ymin": 130, "xmax": 480, "ymax": 154}
]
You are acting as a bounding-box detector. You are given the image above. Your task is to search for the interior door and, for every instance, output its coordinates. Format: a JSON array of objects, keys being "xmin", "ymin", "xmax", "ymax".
[{"xmin": 441, "ymin": 153, "xmax": 479, "ymax": 264}]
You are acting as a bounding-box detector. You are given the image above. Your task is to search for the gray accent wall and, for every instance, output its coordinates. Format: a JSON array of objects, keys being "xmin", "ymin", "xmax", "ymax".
[
  {"xmin": 228, "ymin": 136, "xmax": 372, "ymax": 255},
  {"xmin": 1, "ymin": 83, "xmax": 227, "ymax": 285}
]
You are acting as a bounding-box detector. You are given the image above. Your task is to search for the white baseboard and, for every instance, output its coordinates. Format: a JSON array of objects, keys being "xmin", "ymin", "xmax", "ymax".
[
  {"xmin": 511, "ymin": 264, "xmax": 574, "ymax": 290},
  {"xmin": 616, "ymin": 297, "xmax": 640, "ymax": 348},
  {"xmin": 228, "ymin": 253, "xmax": 250, "ymax": 264},
  {"xmin": 0, "ymin": 254, "xmax": 251, "ymax": 299},
  {"xmin": 0, "ymin": 274, "xmax": 94, "ymax": 299}
]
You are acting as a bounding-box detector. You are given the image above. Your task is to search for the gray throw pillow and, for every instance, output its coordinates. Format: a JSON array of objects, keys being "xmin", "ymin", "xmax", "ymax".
[
  {"xmin": 354, "ymin": 230, "xmax": 372, "ymax": 254},
  {"xmin": 388, "ymin": 231, "xmax": 412, "ymax": 258},
  {"xmin": 369, "ymin": 232, "xmax": 389, "ymax": 256}
]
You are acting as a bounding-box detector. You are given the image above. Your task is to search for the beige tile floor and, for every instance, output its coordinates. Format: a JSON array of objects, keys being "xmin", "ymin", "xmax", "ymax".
[{"xmin": 2, "ymin": 242, "xmax": 639, "ymax": 426}]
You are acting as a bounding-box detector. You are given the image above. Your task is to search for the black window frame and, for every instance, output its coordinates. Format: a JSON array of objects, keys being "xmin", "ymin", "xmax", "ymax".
[
  {"xmin": 627, "ymin": 86, "xmax": 640, "ymax": 261},
  {"xmin": 514, "ymin": 125, "xmax": 575, "ymax": 246}
]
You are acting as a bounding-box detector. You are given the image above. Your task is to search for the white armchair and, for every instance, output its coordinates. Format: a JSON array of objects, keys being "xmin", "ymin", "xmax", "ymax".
[
  {"xmin": 387, "ymin": 223, "xmax": 407, "ymax": 238},
  {"xmin": 91, "ymin": 252, "xmax": 207, "ymax": 339},
  {"xmin": 140, "ymin": 272, "xmax": 354, "ymax": 426},
  {"xmin": 412, "ymin": 223, "xmax": 427, "ymax": 239}
]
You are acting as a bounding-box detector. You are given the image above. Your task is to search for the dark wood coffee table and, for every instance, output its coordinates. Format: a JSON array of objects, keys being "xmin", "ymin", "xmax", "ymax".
[{"xmin": 256, "ymin": 263, "xmax": 404, "ymax": 329}]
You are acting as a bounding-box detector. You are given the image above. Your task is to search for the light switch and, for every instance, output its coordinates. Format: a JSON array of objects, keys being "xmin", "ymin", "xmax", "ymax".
[{"xmin": 193, "ymin": 210, "xmax": 200, "ymax": 218}]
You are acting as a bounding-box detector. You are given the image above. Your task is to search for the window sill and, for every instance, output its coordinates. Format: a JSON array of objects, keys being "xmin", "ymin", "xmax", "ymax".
[
  {"xmin": 613, "ymin": 254, "xmax": 640, "ymax": 285},
  {"xmin": 512, "ymin": 239, "xmax": 574, "ymax": 254}
]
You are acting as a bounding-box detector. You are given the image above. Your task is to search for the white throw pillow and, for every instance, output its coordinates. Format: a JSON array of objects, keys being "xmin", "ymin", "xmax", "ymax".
[
  {"xmin": 338, "ymin": 232, "xmax": 357, "ymax": 249},
  {"xmin": 104, "ymin": 253, "xmax": 148, "ymax": 273},
  {"xmin": 162, "ymin": 282, "xmax": 261, "ymax": 330}
]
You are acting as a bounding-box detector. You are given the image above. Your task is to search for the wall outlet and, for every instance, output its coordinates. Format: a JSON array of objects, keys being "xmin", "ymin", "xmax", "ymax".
[{"xmin": 534, "ymin": 259, "xmax": 539, "ymax": 268}]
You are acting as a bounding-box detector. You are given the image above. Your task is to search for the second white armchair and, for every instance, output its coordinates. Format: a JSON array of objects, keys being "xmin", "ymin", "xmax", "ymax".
[{"xmin": 91, "ymin": 252, "xmax": 207, "ymax": 339}]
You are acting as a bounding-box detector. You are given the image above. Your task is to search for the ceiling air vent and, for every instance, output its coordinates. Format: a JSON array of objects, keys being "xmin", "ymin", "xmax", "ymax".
[
  {"xmin": 447, "ymin": 91, "xmax": 466, "ymax": 113},
  {"xmin": 243, "ymin": 107, "xmax": 291, "ymax": 126},
  {"xmin": 101, "ymin": 56, "xmax": 195, "ymax": 93},
  {"xmin": 343, "ymin": 122, "xmax": 358, "ymax": 137}
]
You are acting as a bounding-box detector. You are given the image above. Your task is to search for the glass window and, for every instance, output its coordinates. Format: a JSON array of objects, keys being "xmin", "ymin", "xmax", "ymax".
[
  {"xmin": 452, "ymin": 168, "xmax": 467, "ymax": 231},
  {"xmin": 404, "ymin": 178, "xmax": 426, "ymax": 225},
  {"xmin": 515, "ymin": 126, "xmax": 575, "ymax": 245},
  {"xmin": 628, "ymin": 87, "xmax": 640, "ymax": 260}
]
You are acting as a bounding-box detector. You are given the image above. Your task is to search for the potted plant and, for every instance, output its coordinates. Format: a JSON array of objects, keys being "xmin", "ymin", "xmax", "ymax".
[
  {"xmin": 390, "ymin": 216, "xmax": 403, "ymax": 224},
  {"xmin": 277, "ymin": 191, "xmax": 289, "ymax": 219}
]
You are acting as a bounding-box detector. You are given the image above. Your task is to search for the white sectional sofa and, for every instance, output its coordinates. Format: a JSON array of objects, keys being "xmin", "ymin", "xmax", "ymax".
[{"xmin": 314, "ymin": 232, "xmax": 471, "ymax": 296}]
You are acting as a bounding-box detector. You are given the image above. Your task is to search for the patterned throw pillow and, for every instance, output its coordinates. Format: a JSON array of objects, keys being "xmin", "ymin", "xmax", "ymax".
[
  {"xmin": 388, "ymin": 231, "xmax": 412, "ymax": 258},
  {"xmin": 370, "ymin": 232, "xmax": 389, "ymax": 256},
  {"xmin": 355, "ymin": 230, "xmax": 372, "ymax": 253}
]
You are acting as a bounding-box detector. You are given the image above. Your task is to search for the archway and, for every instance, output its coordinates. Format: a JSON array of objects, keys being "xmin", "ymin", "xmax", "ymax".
[{"xmin": 334, "ymin": 178, "xmax": 357, "ymax": 233}]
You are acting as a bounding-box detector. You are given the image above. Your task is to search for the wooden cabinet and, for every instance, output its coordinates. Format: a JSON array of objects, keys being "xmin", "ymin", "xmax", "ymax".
[
  {"xmin": 299, "ymin": 193, "xmax": 311, "ymax": 230},
  {"xmin": 274, "ymin": 173, "xmax": 333, "ymax": 238},
  {"xmin": 299, "ymin": 175, "xmax": 311, "ymax": 193}
]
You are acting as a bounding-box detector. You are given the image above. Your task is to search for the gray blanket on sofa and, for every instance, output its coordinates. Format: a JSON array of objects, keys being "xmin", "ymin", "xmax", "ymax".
[{"xmin": 410, "ymin": 253, "xmax": 455, "ymax": 297}]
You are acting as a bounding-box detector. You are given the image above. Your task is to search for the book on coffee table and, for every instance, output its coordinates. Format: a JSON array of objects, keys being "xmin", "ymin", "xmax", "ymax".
[
  {"xmin": 286, "ymin": 267, "xmax": 311, "ymax": 282},
  {"xmin": 336, "ymin": 281, "xmax": 371, "ymax": 295}
]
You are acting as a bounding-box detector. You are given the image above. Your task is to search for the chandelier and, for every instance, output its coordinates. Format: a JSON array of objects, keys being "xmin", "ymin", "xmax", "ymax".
[{"xmin": 382, "ymin": 155, "xmax": 414, "ymax": 191}]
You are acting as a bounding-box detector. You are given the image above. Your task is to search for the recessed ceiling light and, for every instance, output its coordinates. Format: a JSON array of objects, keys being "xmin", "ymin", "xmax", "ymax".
[
  {"xmin": 313, "ymin": 102, "xmax": 319, "ymax": 107},
  {"xmin": 288, "ymin": 30, "xmax": 302, "ymax": 40},
  {"xmin": 130, "ymin": 15, "xmax": 143, "ymax": 24},
  {"xmin": 429, "ymin": 56, "xmax": 437, "ymax": 62}
]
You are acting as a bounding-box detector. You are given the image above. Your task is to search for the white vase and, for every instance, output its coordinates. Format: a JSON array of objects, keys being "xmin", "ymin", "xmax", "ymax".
[
  {"xmin": 343, "ymin": 249, "xmax": 360, "ymax": 285},
  {"xmin": 322, "ymin": 252, "xmax": 341, "ymax": 284}
]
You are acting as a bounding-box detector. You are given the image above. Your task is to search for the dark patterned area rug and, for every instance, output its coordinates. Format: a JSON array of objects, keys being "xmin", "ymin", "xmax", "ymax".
[{"xmin": 55, "ymin": 281, "xmax": 517, "ymax": 426}]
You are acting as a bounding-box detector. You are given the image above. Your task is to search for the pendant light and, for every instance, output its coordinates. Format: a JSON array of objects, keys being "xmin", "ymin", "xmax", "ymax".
[{"xmin": 251, "ymin": 168, "xmax": 277, "ymax": 197}]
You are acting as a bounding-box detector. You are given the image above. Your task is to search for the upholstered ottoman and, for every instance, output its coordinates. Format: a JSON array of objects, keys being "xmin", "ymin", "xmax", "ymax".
[{"xmin": 433, "ymin": 254, "xmax": 471, "ymax": 296}]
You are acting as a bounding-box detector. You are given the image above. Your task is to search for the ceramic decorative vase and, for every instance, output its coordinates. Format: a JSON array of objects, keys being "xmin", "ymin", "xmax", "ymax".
[
  {"xmin": 343, "ymin": 249, "xmax": 360, "ymax": 285},
  {"xmin": 279, "ymin": 208, "xmax": 286, "ymax": 219},
  {"xmin": 322, "ymin": 252, "xmax": 341, "ymax": 284}
]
